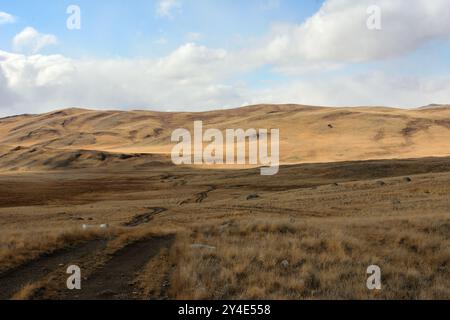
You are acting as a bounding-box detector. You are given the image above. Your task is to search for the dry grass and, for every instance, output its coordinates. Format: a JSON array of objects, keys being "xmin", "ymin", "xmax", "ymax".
[
  {"xmin": 169, "ymin": 216, "xmax": 450, "ymax": 300},
  {"xmin": 137, "ymin": 247, "xmax": 173, "ymax": 299},
  {"xmin": 1, "ymin": 157, "xmax": 449, "ymax": 300},
  {"xmin": 0, "ymin": 227, "xmax": 117, "ymax": 273}
]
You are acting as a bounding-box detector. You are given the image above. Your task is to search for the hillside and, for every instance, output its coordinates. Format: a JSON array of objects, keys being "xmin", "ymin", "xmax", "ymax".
[{"xmin": 1, "ymin": 104, "xmax": 450, "ymax": 171}]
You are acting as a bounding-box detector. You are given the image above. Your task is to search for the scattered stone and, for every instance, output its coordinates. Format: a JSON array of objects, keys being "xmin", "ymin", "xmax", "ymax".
[
  {"xmin": 246, "ymin": 194, "xmax": 260, "ymax": 200},
  {"xmin": 403, "ymin": 177, "xmax": 412, "ymax": 182},
  {"xmin": 376, "ymin": 180, "xmax": 386, "ymax": 186},
  {"xmin": 191, "ymin": 244, "xmax": 216, "ymax": 250}
]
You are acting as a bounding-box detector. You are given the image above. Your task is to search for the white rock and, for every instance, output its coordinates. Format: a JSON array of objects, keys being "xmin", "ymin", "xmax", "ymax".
[{"xmin": 191, "ymin": 244, "xmax": 216, "ymax": 250}]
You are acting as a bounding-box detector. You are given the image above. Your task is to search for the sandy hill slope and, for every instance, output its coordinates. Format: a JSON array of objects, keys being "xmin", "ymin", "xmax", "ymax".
[{"xmin": 1, "ymin": 104, "xmax": 450, "ymax": 171}]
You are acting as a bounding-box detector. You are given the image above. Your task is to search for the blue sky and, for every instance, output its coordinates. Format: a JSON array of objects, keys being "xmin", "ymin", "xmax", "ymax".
[
  {"xmin": 0, "ymin": 0, "xmax": 323, "ymax": 57},
  {"xmin": 1, "ymin": 0, "xmax": 450, "ymax": 116}
]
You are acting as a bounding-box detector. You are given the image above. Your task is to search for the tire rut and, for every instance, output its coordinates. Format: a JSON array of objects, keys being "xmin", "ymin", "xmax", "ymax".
[
  {"xmin": 0, "ymin": 239, "xmax": 107, "ymax": 300},
  {"xmin": 61, "ymin": 235, "xmax": 174, "ymax": 300},
  {"xmin": 179, "ymin": 186, "xmax": 216, "ymax": 205},
  {"xmin": 195, "ymin": 186, "xmax": 215, "ymax": 203},
  {"xmin": 123, "ymin": 207, "xmax": 167, "ymax": 227}
]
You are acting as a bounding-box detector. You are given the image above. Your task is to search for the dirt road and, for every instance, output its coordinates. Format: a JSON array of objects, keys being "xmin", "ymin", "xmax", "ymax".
[
  {"xmin": 0, "ymin": 239, "xmax": 107, "ymax": 300},
  {"xmin": 60, "ymin": 235, "xmax": 174, "ymax": 300}
]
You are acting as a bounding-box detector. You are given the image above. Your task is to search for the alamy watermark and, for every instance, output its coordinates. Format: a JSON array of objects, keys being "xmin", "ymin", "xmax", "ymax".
[
  {"xmin": 367, "ymin": 5, "xmax": 382, "ymax": 30},
  {"xmin": 171, "ymin": 121, "xmax": 280, "ymax": 175},
  {"xmin": 367, "ymin": 265, "xmax": 382, "ymax": 290},
  {"xmin": 67, "ymin": 5, "xmax": 81, "ymax": 30},
  {"xmin": 66, "ymin": 265, "xmax": 81, "ymax": 290}
]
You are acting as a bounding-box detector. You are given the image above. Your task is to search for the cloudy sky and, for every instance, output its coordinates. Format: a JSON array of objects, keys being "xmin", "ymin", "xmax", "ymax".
[{"xmin": 0, "ymin": 0, "xmax": 450, "ymax": 116}]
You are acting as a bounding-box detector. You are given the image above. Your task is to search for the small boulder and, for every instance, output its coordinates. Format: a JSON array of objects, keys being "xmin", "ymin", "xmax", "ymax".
[
  {"xmin": 403, "ymin": 177, "xmax": 412, "ymax": 183},
  {"xmin": 376, "ymin": 181, "xmax": 386, "ymax": 186},
  {"xmin": 246, "ymin": 194, "xmax": 260, "ymax": 200},
  {"xmin": 281, "ymin": 260, "xmax": 289, "ymax": 268}
]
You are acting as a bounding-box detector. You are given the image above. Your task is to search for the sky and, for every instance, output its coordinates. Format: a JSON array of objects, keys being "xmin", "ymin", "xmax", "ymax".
[{"xmin": 1, "ymin": 0, "xmax": 450, "ymax": 116}]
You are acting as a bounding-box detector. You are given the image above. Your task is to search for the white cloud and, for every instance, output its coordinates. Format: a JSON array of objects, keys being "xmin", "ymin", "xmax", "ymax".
[
  {"xmin": 155, "ymin": 43, "xmax": 228, "ymax": 80},
  {"xmin": 1, "ymin": 46, "xmax": 450, "ymax": 117},
  {"xmin": 156, "ymin": 0, "xmax": 182, "ymax": 18},
  {"xmin": 0, "ymin": 45, "xmax": 245, "ymax": 115},
  {"xmin": 12, "ymin": 27, "xmax": 58, "ymax": 54},
  {"xmin": 258, "ymin": 0, "xmax": 450, "ymax": 73},
  {"xmin": 0, "ymin": 11, "xmax": 15, "ymax": 25},
  {"xmin": 245, "ymin": 72, "xmax": 450, "ymax": 108}
]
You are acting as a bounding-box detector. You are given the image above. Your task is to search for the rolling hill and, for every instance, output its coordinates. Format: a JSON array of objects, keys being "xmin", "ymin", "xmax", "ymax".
[{"xmin": 1, "ymin": 104, "xmax": 450, "ymax": 171}]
